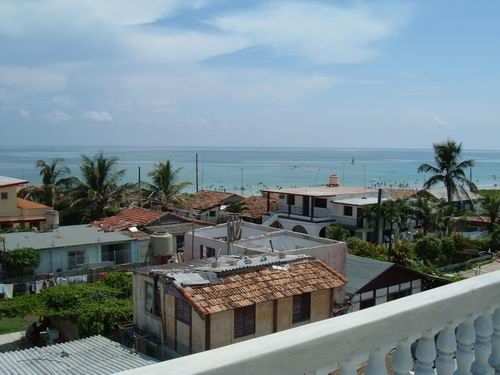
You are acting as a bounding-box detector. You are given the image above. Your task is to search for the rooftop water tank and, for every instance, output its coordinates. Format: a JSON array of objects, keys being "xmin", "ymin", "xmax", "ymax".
[
  {"xmin": 328, "ymin": 174, "xmax": 340, "ymax": 187},
  {"xmin": 45, "ymin": 210, "xmax": 59, "ymax": 230},
  {"xmin": 150, "ymin": 232, "xmax": 174, "ymax": 256}
]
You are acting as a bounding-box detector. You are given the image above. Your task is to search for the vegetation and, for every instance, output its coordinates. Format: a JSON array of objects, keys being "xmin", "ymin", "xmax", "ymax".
[
  {"xmin": 0, "ymin": 272, "xmax": 133, "ymax": 336},
  {"xmin": 0, "ymin": 247, "xmax": 40, "ymax": 277},
  {"xmin": 346, "ymin": 237, "xmax": 388, "ymax": 261},
  {"xmin": 418, "ymin": 139, "xmax": 477, "ymax": 203},
  {"xmin": 143, "ymin": 161, "xmax": 191, "ymax": 209},
  {"xmin": 0, "ymin": 316, "xmax": 38, "ymax": 335},
  {"xmin": 480, "ymin": 193, "xmax": 500, "ymax": 233},
  {"xmin": 225, "ymin": 200, "xmax": 248, "ymax": 214},
  {"xmin": 326, "ymin": 225, "xmax": 350, "ymax": 242}
]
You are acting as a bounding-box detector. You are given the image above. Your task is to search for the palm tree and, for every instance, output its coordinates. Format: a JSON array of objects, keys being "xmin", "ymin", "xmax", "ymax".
[
  {"xmin": 34, "ymin": 158, "xmax": 70, "ymax": 207},
  {"xmin": 418, "ymin": 139, "xmax": 477, "ymax": 203},
  {"xmin": 225, "ymin": 200, "xmax": 248, "ymax": 214},
  {"xmin": 408, "ymin": 196, "xmax": 440, "ymax": 235},
  {"xmin": 143, "ymin": 161, "xmax": 191, "ymax": 208},
  {"xmin": 68, "ymin": 152, "xmax": 130, "ymax": 219},
  {"xmin": 481, "ymin": 193, "xmax": 500, "ymax": 233}
]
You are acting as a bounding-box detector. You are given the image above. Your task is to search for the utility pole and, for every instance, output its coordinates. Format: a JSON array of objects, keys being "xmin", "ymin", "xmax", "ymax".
[
  {"xmin": 196, "ymin": 153, "xmax": 199, "ymax": 192},
  {"xmin": 138, "ymin": 166, "xmax": 141, "ymax": 206},
  {"xmin": 375, "ymin": 188, "xmax": 382, "ymax": 244},
  {"xmin": 240, "ymin": 168, "xmax": 244, "ymax": 196}
]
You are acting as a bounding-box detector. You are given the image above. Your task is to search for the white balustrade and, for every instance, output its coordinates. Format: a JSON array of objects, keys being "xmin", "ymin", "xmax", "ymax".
[{"xmin": 118, "ymin": 271, "xmax": 500, "ymax": 375}]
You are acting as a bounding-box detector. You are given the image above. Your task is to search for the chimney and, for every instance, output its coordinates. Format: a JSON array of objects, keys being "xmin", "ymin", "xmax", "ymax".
[{"xmin": 328, "ymin": 174, "xmax": 340, "ymax": 187}]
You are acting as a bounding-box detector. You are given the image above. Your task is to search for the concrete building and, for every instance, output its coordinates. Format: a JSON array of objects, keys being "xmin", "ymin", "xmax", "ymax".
[
  {"xmin": 0, "ymin": 176, "xmax": 52, "ymax": 230},
  {"xmin": 2, "ymin": 225, "xmax": 149, "ymax": 275},
  {"xmin": 132, "ymin": 255, "xmax": 346, "ymax": 357},
  {"xmin": 261, "ymin": 177, "xmax": 386, "ymax": 241}
]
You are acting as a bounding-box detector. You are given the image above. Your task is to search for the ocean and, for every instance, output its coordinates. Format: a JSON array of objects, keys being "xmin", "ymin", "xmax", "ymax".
[{"xmin": 1, "ymin": 146, "xmax": 500, "ymax": 195}]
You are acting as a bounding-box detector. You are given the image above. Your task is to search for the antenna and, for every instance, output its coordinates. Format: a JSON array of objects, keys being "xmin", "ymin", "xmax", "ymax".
[
  {"xmin": 240, "ymin": 168, "xmax": 244, "ymax": 196},
  {"xmin": 363, "ymin": 164, "xmax": 366, "ymax": 193}
]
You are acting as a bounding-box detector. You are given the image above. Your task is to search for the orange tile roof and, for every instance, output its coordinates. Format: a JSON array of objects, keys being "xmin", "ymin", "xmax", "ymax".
[
  {"xmin": 189, "ymin": 190, "xmax": 242, "ymax": 212},
  {"xmin": 241, "ymin": 195, "xmax": 279, "ymax": 220},
  {"xmin": 385, "ymin": 189, "xmax": 418, "ymax": 199},
  {"xmin": 180, "ymin": 259, "xmax": 346, "ymax": 316},
  {"xmin": 16, "ymin": 198, "xmax": 50, "ymax": 209},
  {"xmin": 92, "ymin": 207, "xmax": 166, "ymax": 231}
]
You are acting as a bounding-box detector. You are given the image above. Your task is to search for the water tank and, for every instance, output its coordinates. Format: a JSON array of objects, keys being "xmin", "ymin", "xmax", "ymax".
[
  {"xmin": 149, "ymin": 232, "xmax": 174, "ymax": 256},
  {"xmin": 45, "ymin": 210, "xmax": 59, "ymax": 230},
  {"xmin": 328, "ymin": 175, "xmax": 340, "ymax": 187}
]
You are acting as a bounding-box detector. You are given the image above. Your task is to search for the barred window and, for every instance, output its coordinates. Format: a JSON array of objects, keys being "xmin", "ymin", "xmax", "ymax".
[
  {"xmin": 234, "ymin": 305, "xmax": 255, "ymax": 338},
  {"xmin": 292, "ymin": 293, "xmax": 311, "ymax": 323}
]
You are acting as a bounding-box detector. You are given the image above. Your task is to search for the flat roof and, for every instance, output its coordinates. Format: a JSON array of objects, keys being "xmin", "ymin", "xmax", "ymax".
[
  {"xmin": 261, "ymin": 186, "xmax": 375, "ymax": 197},
  {"xmin": 2, "ymin": 225, "xmax": 135, "ymax": 251},
  {"xmin": 0, "ymin": 335, "xmax": 157, "ymax": 375},
  {"xmin": 333, "ymin": 197, "xmax": 388, "ymax": 206},
  {"xmin": 0, "ymin": 176, "xmax": 28, "ymax": 188}
]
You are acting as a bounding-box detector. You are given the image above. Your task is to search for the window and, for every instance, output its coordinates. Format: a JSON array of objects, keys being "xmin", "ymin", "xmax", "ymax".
[
  {"xmin": 292, "ymin": 293, "xmax": 311, "ymax": 323},
  {"xmin": 387, "ymin": 288, "xmax": 411, "ymax": 301},
  {"xmin": 343, "ymin": 205, "xmax": 353, "ymax": 217},
  {"xmin": 101, "ymin": 247, "xmax": 115, "ymax": 262},
  {"xmin": 200, "ymin": 246, "xmax": 216, "ymax": 259},
  {"xmin": 360, "ymin": 298, "xmax": 376, "ymax": 309},
  {"xmin": 209, "ymin": 210, "xmax": 216, "ymax": 217},
  {"xmin": 68, "ymin": 250, "xmax": 85, "ymax": 269},
  {"xmin": 279, "ymin": 194, "xmax": 285, "ymax": 199},
  {"xmin": 314, "ymin": 198, "xmax": 327, "ymax": 208},
  {"xmin": 234, "ymin": 305, "xmax": 255, "ymax": 338},
  {"xmin": 0, "ymin": 192, "xmax": 8, "ymax": 200},
  {"xmin": 176, "ymin": 298, "xmax": 192, "ymax": 325},
  {"xmin": 287, "ymin": 194, "xmax": 295, "ymax": 205},
  {"xmin": 145, "ymin": 282, "xmax": 160, "ymax": 316},
  {"xmin": 176, "ymin": 235, "xmax": 184, "ymax": 250}
]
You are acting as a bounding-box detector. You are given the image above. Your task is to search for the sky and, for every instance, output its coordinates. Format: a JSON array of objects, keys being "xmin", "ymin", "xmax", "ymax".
[{"xmin": 0, "ymin": 0, "xmax": 499, "ymax": 149}]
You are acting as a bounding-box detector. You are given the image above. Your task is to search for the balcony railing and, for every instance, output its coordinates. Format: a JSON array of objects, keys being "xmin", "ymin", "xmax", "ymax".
[{"xmin": 119, "ymin": 271, "xmax": 500, "ymax": 375}]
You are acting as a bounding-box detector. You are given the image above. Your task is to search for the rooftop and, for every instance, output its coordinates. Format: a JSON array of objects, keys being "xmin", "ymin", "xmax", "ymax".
[
  {"xmin": 0, "ymin": 335, "xmax": 157, "ymax": 375},
  {"xmin": 332, "ymin": 196, "xmax": 388, "ymax": 206},
  {"xmin": 92, "ymin": 207, "xmax": 166, "ymax": 231},
  {"xmin": 16, "ymin": 198, "xmax": 50, "ymax": 210},
  {"xmin": 345, "ymin": 254, "xmax": 393, "ymax": 295},
  {"xmin": 0, "ymin": 176, "xmax": 28, "ymax": 188},
  {"xmin": 149, "ymin": 256, "xmax": 346, "ymax": 316},
  {"xmin": 261, "ymin": 186, "xmax": 375, "ymax": 197},
  {"xmin": 238, "ymin": 195, "xmax": 279, "ymax": 220},
  {"xmin": 422, "ymin": 187, "xmax": 482, "ymax": 202},
  {"xmin": 189, "ymin": 190, "xmax": 242, "ymax": 212},
  {"xmin": 2, "ymin": 224, "xmax": 135, "ymax": 251}
]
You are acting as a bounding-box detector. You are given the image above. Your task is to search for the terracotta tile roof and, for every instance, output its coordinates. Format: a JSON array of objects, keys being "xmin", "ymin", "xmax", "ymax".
[
  {"xmin": 16, "ymin": 198, "xmax": 50, "ymax": 209},
  {"xmin": 92, "ymin": 207, "xmax": 166, "ymax": 231},
  {"xmin": 162, "ymin": 211, "xmax": 214, "ymax": 226},
  {"xmin": 180, "ymin": 259, "xmax": 346, "ymax": 316},
  {"xmin": 385, "ymin": 189, "xmax": 418, "ymax": 199},
  {"xmin": 189, "ymin": 190, "xmax": 243, "ymax": 212},
  {"xmin": 240, "ymin": 196, "xmax": 279, "ymax": 220}
]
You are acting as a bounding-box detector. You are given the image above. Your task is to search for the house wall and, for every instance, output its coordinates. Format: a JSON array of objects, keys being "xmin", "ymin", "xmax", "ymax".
[
  {"xmin": 0, "ymin": 186, "xmax": 20, "ymax": 218},
  {"xmin": 191, "ymin": 311, "xmax": 205, "ymax": 353},
  {"xmin": 131, "ymin": 239, "xmax": 150, "ymax": 263},
  {"xmin": 133, "ymin": 273, "xmax": 162, "ymax": 339}
]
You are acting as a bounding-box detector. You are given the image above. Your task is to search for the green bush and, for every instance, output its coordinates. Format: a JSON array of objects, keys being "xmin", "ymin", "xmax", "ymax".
[
  {"xmin": 347, "ymin": 237, "xmax": 388, "ymax": 261},
  {"xmin": 392, "ymin": 241, "xmax": 416, "ymax": 262},
  {"xmin": 1, "ymin": 247, "xmax": 40, "ymax": 276},
  {"xmin": 414, "ymin": 236, "xmax": 442, "ymax": 263},
  {"xmin": 326, "ymin": 225, "xmax": 350, "ymax": 242},
  {"xmin": 100, "ymin": 272, "xmax": 133, "ymax": 298}
]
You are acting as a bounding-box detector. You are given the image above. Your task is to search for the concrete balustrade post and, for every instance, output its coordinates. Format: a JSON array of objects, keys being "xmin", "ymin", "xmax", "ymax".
[
  {"xmin": 393, "ymin": 339, "xmax": 413, "ymax": 375},
  {"xmin": 436, "ymin": 324, "xmax": 457, "ymax": 375},
  {"xmin": 415, "ymin": 331, "xmax": 437, "ymax": 375},
  {"xmin": 489, "ymin": 308, "xmax": 500, "ymax": 374},
  {"xmin": 454, "ymin": 317, "xmax": 476, "ymax": 375},
  {"xmin": 339, "ymin": 359, "xmax": 358, "ymax": 375},
  {"xmin": 471, "ymin": 312, "xmax": 494, "ymax": 375},
  {"xmin": 366, "ymin": 349, "xmax": 387, "ymax": 375}
]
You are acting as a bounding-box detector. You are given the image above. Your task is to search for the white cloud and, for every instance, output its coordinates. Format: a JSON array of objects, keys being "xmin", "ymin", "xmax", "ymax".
[
  {"xmin": 83, "ymin": 110, "xmax": 113, "ymax": 122},
  {"xmin": 44, "ymin": 109, "xmax": 72, "ymax": 122},
  {"xmin": 210, "ymin": 2, "xmax": 412, "ymax": 64},
  {"xmin": 17, "ymin": 107, "xmax": 30, "ymax": 119},
  {"xmin": 52, "ymin": 96, "xmax": 74, "ymax": 107}
]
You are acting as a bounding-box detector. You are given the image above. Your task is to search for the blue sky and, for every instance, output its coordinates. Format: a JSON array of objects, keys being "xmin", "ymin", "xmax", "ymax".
[{"xmin": 0, "ymin": 0, "xmax": 499, "ymax": 149}]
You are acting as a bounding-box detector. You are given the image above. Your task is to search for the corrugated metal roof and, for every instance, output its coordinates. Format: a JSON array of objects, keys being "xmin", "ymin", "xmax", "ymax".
[
  {"xmin": 0, "ymin": 335, "xmax": 157, "ymax": 375},
  {"xmin": 345, "ymin": 254, "xmax": 394, "ymax": 295},
  {"xmin": 0, "ymin": 176, "xmax": 28, "ymax": 187},
  {"xmin": 2, "ymin": 225, "xmax": 134, "ymax": 251}
]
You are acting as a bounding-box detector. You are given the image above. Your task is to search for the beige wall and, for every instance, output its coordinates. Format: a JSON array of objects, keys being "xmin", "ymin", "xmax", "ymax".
[
  {"xmin": 255, "ymin": 301, "xmax": 273, "ymax": 337},
  {"xmin": 176, "ymin": 321, "xmax": 190, "ymax": 355},
  {"xmin": 210, "ymin": 310, "xmax": 233, "ymax": 349},
  {"xmin": 311, "ymin": 289, "xmax": 331, "ymax": 322},
  {"xmin": 164, "ymin": 294, "xmax": 175, "ymax": 348},
  {"xmin": 191, "ymin": 311, "xmax": 205, "ymax": 353},
  {"xmin": 0, "ymin": 186, "xmax": 20, "ymax": 217},
  {"xmin": 276, "ymin": 297, "xmax": 293, "ymax": 332},
  {"xmin": 133, "ymin": 274, "xmax": 161, "ymax": 339}
]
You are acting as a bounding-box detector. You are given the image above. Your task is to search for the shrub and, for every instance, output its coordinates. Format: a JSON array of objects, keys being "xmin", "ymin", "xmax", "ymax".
[
  {"xmin": 326, "ymin": 225, "xmax": 350, "ymax": 242},
  {"xmin": 100, "ymin": 272, "xmax": 133, "ymax": 298},
  {"xmin": 347, "ymin": 237, "xmax": 388, "ymax": 261},
  {"xmin": 392, "ymin": 241, "xmax": 416, "ymax": 264},
  {"xmin": 414, "ymin": 236, "xmax": 442, "ymax": 263},
  {"xmin": 1, "ymin": 247, "xmax": 40, "ymax": 276}
]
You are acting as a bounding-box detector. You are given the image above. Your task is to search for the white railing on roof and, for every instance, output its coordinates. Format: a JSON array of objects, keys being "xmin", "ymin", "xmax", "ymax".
[{"xmin": 119, "ymin": 271, "xmax": 500, "ymax": 375}]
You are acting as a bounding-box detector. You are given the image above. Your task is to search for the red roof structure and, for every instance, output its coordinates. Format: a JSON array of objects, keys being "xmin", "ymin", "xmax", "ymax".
[{"xmin": 92, "ymin": 207, "xmax": 167, "ymax": 231}]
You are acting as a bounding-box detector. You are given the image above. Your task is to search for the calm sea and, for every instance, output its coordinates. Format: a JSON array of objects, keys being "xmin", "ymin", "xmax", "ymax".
[{"xmin": 1, "ymin": 146, "xmax": 500, "ymax": 195}]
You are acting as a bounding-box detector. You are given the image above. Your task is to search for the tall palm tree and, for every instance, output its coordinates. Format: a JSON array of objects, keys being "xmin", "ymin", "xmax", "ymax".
[
  {"xmin": 68, "ymin": 152, "xmax": 130, "ymax": 219},
  {"xmin": 144, "ymin": 161, "xmax": 191, "ymax": 208},
  {"xmin": 408, "ymin": 196, "xmax": 440, "ymax": 235},
  {"xmin": 481, "ymin": 193, "xmax": 500, "ymax": 233},
  {"xmin": 418, "ymin": 139, "xmax": 477, "ymax": 203},
  {"xmin": 34, "ymin": 158, "xmax": 70, "ymax": 207}
]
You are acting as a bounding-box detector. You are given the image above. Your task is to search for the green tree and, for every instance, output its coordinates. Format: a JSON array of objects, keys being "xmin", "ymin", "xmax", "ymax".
[
  {"xmin": 346, "ymin": 237, "xmax": 388, "ymax": 261},
  {"xmin": 225, "ymin": 200, "xmax": 248, "ymax": 214},
  {"xmin": 326, "ymin": 224, "xmax": 350, "ymax": 241},
  {"xmin": 481, "ymin": 193, "xmax": 500, "ymax": 233},
  {"xmin": 414, "ymin": 235, "xmax": 442, "ymax": 263},
  {"xmin": 35, "ymin": 158, "xmax": 70, "ymax": 207},
  {"xmin": 1, "ymin": 247, "xmax": 40, "ymax": 277},
  {"xmin": 418, "ymin": 139, "xmax": 477, "ymax": 203},
  {"xmin": 143, "ymin": 161, "xmax": 191, "ymax": 208},
  {"xmin": 67, "ymin": 152, "xmax": 131, "ymax": 220}
]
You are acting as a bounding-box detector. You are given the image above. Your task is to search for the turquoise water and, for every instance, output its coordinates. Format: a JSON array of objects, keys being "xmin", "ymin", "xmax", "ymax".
[{"xmin": 1, "ymin": 146, "xmax": 500, "ymax": 195}]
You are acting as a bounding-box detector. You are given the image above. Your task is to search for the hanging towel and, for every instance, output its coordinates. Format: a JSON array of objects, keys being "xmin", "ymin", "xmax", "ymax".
[
  {"xmin": 4, "ymin": 284, "xmax": 14, "ymax": 299},
  {"xmin": 35, "ymin": 280, "xmax": 44, "ymax": 293},
  {"xmin": 0, "ymin": 284, "xmax": 5, "ymax": 294},
  {"xmin": 56, "ymin": 277, "xmax": 68, "ymax": 286}
]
